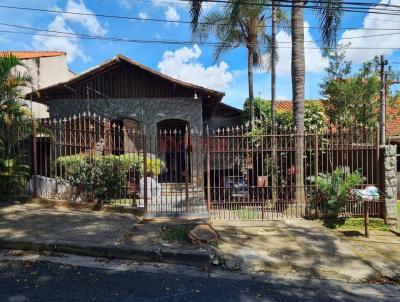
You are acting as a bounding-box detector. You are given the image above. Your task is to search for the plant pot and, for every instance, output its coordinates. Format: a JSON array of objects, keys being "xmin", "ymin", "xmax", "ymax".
[{"xmin": 257, "ymin": 176, "xmax": 268, "ymax": 188}]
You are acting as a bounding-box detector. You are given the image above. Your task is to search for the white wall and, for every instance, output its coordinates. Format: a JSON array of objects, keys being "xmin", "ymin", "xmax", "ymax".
[{"xmin": 15, "ymin": 55, "xmax": 74, "ymax": 118}]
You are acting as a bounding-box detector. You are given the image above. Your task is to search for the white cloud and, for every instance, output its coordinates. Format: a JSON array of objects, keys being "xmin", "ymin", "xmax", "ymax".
[
  {"xmin": 118, "ymin": 0, "xmax": 133, "ymax": 9},
  {"xmin": 138, "ymin": 11, "xmax": 149, "ymax": 20},
  {"xmin": 165, "ymin": 6, "xmax": 180, "ymax": 23},
  {"xmin": 157, "ymin": 44, "xmax": 233, "ymax": 91},
  {"xmin": 32, "ymin": 15, "xmax": 89, "ymax": 63},
  {"xmin": 63, "ymin": 0, "xmax": 107, "ymax": 36},
  {"xmin": 32, "ymin": 0, "xmax": 106, "ymax": 63},
  {"xmin": 269, "ymin": 22, "xmax": 327, "ymax": 75},
  {"xmin": 338, "ymin": 0, "xmax": 400, "ymax": 63}
]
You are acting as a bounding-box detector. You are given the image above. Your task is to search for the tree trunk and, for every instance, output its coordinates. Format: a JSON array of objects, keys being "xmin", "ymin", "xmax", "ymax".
[
  {"xmin": 271, "ymin": 0, "xmax": 277, "ymax": 127},
  {"xmin": 248, "ymin": 47, "xmax": 255, "ymax": 128},
  {"xmin": 291, "ymin": 1, "xmax": 305, "ymax": 204},
  {"xmin": 271, "ymin": 0, "xmax": 277, "ymax": 204}
]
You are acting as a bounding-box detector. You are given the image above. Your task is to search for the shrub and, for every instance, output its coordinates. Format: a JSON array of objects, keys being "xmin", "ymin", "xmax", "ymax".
[
  {"xmin": 56, "ymin": 153, "xmax": 165, "ymax": 202},
  {"xmin": 0, "ymin": 157, "xmax": 30, "ymax": 194},
  {"xmin": 310, "ymin": 167, "xmax": 365, "ymax": 218}
]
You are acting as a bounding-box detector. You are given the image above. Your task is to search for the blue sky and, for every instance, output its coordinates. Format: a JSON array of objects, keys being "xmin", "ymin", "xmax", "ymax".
[{"xmin": 1, "ymin": 0, "xmax": 400, "ymax": 108}]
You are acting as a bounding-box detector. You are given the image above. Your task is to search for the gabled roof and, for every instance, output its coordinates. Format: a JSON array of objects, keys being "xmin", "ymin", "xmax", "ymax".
[
  {"xmin": 0, "ymin": 51, "xmax": 66, "ymax": 59},
  {"xmin": 28, "ymin": 54, "xmax": 224, "ymax": 101}
]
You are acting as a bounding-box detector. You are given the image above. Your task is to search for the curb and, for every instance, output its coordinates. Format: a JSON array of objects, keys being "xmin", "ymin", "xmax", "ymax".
[{"xmin": 0, "ymin": 239, "xmax": 211, "ymax": 267}]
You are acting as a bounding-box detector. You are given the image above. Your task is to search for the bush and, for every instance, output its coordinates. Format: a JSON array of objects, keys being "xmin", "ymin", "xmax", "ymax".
[
  {"xmin": 310, "ymin": 167, "xmax": 365, "ymax": 218},
  {"xmin": 57, "ymin": 153, "xmax": 165, "ymax": 202},
  {"xmin": 0, "ymin": 157, "xmax": 30, "ymax": 194}
]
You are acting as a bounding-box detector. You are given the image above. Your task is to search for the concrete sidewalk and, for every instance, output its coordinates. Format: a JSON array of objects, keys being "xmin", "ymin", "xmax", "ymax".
[
  {"xmin": 1, "ymin": 200, "xmax": 399, "ymax": 283},
  {"xmin": 214, "ymin": 220, "xmax": 400, "ymax": 282},
  {"xmin": 0, "ymin": 201, "xmax": 211, "ymax": 266}
]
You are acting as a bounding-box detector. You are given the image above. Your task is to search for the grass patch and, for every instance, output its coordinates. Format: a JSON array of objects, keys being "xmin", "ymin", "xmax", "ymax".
[
  {"xmin": 397, "ymin": 201, "xmax": 400, "ymax": 227},
  {"xmin": 110, "ymin": 199, "xmax": 135, "ymax": 207},
  {"xmin": 162, "ymin": 224, "xmax": 196, "ymax": 243},
  {"xmin": 322, "ymin": 217, "xmax": 389, "ymax": 231},
  {"xmin": 233, "ymin": 208, "xmax": 263, "ymax": 220}
]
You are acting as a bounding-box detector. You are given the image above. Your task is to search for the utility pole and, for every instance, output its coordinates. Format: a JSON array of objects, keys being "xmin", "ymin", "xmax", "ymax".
[{"xmin": 379, "ymin": 55, "xmax": 388, "ymax": 145}]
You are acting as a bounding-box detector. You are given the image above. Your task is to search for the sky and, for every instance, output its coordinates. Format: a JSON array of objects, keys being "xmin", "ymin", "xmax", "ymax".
[{"xmin": 1, "ymin": 0, "xmax": 400, "ymax": 108}]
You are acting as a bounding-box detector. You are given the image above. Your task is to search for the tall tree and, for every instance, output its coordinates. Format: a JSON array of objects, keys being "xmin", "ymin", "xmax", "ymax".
[
  {"xmin": 189, "ymin": 0, "xmax": 344, "ymax": 201},
  {"xmin": 291, "ymin": 0, "xmax": 343, "ymax": 201},
  {"xmin": 191, "ymin": 0, "xmax": 272, "ymax": 127}
]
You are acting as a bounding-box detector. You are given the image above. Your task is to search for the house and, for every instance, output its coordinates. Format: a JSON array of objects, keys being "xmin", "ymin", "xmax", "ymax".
[
  {"xmin": 0, "ymin": 51, "xmax": 75, "ymax": 118},
  {"xmin": 28, "ymin": 54, "xmax": 242, "ymax": 136},
  {"xmin": 27, "ymin": 54, "xmax": 242, "ymax": 186}
]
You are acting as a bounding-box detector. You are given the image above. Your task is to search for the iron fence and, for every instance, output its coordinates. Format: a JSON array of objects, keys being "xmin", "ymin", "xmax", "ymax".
[{"xmin": 0, "ymin": 113, "xmax": 383, "ymax": 220}]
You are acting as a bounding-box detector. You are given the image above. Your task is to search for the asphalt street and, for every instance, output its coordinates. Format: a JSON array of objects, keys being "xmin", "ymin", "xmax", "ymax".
[{"xmin": 0, "ymin": 258, "xmax": 399, "ymax": 302}]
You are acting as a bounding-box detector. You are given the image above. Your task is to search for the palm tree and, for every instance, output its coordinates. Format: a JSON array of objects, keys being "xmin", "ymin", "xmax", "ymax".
[
  {"xmin": 291, "ymin": 0, "xmax": 343, "ymax": 201},
  {"xmin": 191, "ymin": 0, "xmax": 272, "ymax": 127},
  {"xmin": 190, "ymin": 0, "xmax": 343, "ymax": 202},
  {"xmin": 0, "ymin": 53, "xmax": 31, "ymax": 124}
]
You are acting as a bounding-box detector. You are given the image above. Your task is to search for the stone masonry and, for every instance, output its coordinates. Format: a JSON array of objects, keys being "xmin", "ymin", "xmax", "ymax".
[
  {"xmin": 46, "ymin": 97, "xmax": 204, "ymax": 188},
  {"xmin": 383, "ymin": 145, "xmax": 398, "ymax": 229},
  {"xmin": 47, "ymin": 97, "xmax": 203, "ymax": 137}
]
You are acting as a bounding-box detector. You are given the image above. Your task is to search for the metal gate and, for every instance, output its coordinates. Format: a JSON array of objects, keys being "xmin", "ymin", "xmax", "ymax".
[{"xmin": 6, "ymin": 113, "xmax": 382, "ymax": 220}]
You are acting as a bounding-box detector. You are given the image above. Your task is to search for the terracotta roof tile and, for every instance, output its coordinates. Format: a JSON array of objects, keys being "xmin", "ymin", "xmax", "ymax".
[
  {"xmin": 271, "ymin": 100, "xmax": 400, "ymax": 138},
  {"xmin": 0, "ymin": 51, "xmax": 66, "ymax": 59},
  {"xmin": 386, "ymin": 99, "xmax": 400, "ymax": 137}
]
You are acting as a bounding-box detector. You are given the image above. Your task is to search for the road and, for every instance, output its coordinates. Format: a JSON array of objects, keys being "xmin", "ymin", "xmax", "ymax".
[{"xmin": 0, "ymin": 253, "xmax": 399, "ymax": 302}]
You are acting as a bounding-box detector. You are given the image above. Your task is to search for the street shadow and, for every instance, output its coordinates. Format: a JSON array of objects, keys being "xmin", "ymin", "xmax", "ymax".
[{"xmin": 0, "ymin": 201, "xmax": 140, "ymax": 246}]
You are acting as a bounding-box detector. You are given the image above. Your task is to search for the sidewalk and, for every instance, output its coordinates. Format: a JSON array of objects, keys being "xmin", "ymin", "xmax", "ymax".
[
  {"xmin": 214, "ymin": 220, "xmax": 400, "ymax": 282},
  {"xmin": 0, "ymin": 200, "xmax": 211, "ymax": 266},
  {"xmin": 0, "ymin": 200, "xmax": 399, "ymax": 283}
]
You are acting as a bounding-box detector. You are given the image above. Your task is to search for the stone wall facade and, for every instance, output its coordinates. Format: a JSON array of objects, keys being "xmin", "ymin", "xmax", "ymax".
[
  {"xmin": 47, "ymin": 98, "xmax": 203, "ymax": 137},
  {"xmin": 383, "ymin": 145, "xmax": 398, "ymax": 228},
  {"xmin": 46, "ymin": 97, "xmax": 204, "ymax": 187}
]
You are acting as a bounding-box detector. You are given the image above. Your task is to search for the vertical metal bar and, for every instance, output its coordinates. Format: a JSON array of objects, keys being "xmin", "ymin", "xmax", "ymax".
[
  {"xmin": 314, "ymin": 130, "xmax": 319, "ymax": 217},
  {"xmin": 207, "ymin": 130, "xmax": 211, "ymax": 213},
  {"xmin": 32, "ymin": 119, "xmax": 37, "ymax": 197},
  {"xmin": 143, "ymin": 130, "xmax": 148, "ymax": 213},
  {"xmin": 184, "ymin": 128, "xmax": 189, "ymax": 213}
]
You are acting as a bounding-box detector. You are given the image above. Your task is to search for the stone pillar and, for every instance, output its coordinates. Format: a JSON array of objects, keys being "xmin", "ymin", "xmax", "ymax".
[{"xmin": 383, "ymin": 145, "xmax": 398, "ymax": 228}]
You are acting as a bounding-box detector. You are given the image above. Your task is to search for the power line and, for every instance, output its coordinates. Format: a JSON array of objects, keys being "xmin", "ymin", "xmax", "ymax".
[
  {"xmin": 2, "ymin": 4, "xmax": 400, "ymax": 31},
  {"xmin": 2, "ymin": 29, "xmax": 400, "ymax": 50},
  {"xmin": 2, "ymin": 21, "xmax": 400, "ymax": 44}
]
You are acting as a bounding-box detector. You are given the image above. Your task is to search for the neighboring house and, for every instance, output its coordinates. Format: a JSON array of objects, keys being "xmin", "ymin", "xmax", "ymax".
[
  {"xmin": 0, "ymin": 51, "xmax": 75, "ymax": 118},
  {"xmin": 28, "ymin": 54, "xmax": 242, "ymax": 136}
]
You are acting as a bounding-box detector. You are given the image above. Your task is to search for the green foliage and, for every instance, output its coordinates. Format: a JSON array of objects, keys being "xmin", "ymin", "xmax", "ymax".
[
  {"xmin": 162, "ymin": 224, "xmax": 196, "ymax": 243},
  {"xmin": 0, "ymin": 54, "xmax": 33, "ymax": 194},
  {"xmin": 0, "ymin": 54, "xmax": 31, "ymax": 125},
  {"xmin": 244, "ymin": 98, "xmax": 326, "ymax": 132},
  {"xmin": 57, "ymin": 153, "xmax": 165, "ymax": 202},
  {"xmin": 0, "ymin": 156, "xmax": 30, "ymax": 194},
  {"xmin": 320, "ymin": 45, "xmax": 394, "ymax": 128},
  {"xmin": 311, "ymin": 167, "xmax": 365, "ymax": 218},
  {"xmin": 322, "ymin": 217, "xmax": 388, "ymax": 231}
]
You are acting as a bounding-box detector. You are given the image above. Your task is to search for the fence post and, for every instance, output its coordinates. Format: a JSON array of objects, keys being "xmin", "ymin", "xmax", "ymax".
[
  {"xmin": 143, "ymin": 130, "xmax": 148, "ymax": 213},
  {"xmin": 184, "ymin": 127, "xmax": 189, "ymax": 213},
  {"xmin": 206, "ymin": 128, "xmax": 211, "ymax": 213},
  {"xmin": 314, "ymin": 130, "xmax": 319, "ymax": 218},
  {"xmin": 382, "ymin": 145, "xmax": 398, "ymax": 229},
  {"xmin": 32, "ymin": 119, "xmax": 38, "ymax": 198}
]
